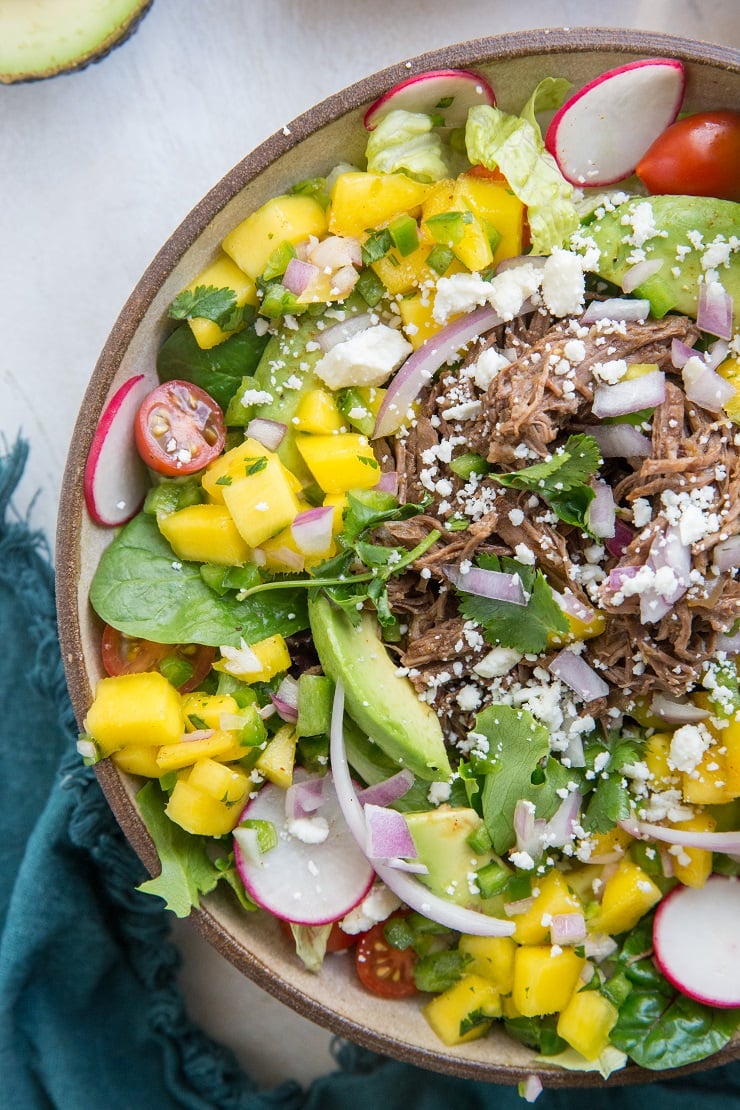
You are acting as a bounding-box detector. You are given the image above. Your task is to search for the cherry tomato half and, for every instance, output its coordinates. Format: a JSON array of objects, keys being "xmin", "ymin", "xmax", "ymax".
[
  {"xmin": 135, "ymin": 380, "xmax": 226, "ymax": 476},
  {"xmin": 101, "ymin": 624, "xmax": 215, "ymax": 693},
  {"xmin": 279, "ymin": 918, "xmax": 358, "ymax": 953},
  {"xmin": 636, "ymin": 111, "xmax": 740, "ymax": 202},
  {"xmin": 355, "ymin": 916, "xmax": 418, "ymax": 999}
]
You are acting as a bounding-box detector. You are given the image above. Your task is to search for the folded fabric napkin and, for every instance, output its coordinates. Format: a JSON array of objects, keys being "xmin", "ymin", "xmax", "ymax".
[{"xmin": 2, "ymin": 436, "xmax": 740, "ymax": 1109}]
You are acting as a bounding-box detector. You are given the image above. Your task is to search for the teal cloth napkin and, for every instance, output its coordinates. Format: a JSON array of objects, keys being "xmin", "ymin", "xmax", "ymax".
[{"xmin": 3, "ymin": 435, "xmax": 740, "ymax": 1109}]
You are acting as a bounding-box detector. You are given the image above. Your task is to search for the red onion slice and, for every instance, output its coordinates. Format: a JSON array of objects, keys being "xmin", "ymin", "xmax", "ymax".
[
  {"xmin": 605, "ymin": 519, "xmax": 635, "ymax": 558},
  {"xmin": 697, "ymin": 281, "xmax": 734, "ymax": 340},
  {"xmin": 550, "ymin": 912, "xmax": 587, "ymax": 945},
  {"xmin": 581, "ymin": 297, "xmax": 650, "ymax": 324},
  {"xmin": 357, "ymin": 769, "xmax": 415, "ymax": 808},
  {"xmin": 246, "ymin": 418, "xmax": 287, "ymax": 452},
  {"xmin": 375, "ymin": 471, "xmax": 399, "ymax": 496},
  {"xmin": 591, "ymin": 370, "xmax": 666, "ymax": 418},
  {"xmin": 330, "ymin": 682, "xmax": 515, "ymax": 936},
  {"xmin": 607, "ymin": 564, "xmax": 639, "ymax": 592},
  {"xmin": 682, "ymin": 355, "xmax": 736, "ymax": 413},
  {"xmin": 621, "ymin": 258, "xmax": 664, "ymax": 293},
  {"xmin": 291, "ymin": 506, "xmax": 334, "ymax": 555},
  {"xmin": 544, "ymin": 790, "xmax": 582, "ymax": 848},
  {"xmin": 549, "ymin": 650, "xmax": 610, "ymax": 702},
  {"xmin": 520, "ymin": 1076, "xmax": 544, "ymax": 1104},
  {"xmin": 443, "ymin": 564, "xmax": 528, "ymax": 605},
  {"xmin": 552, "ymin": 589, "xmax": 595, "ymax": 626},
  {"xmin": 620, "ymin": 817, "xmax": 740, "ymax": 856},
  {"xmin": 283, "ymin": 258, "xmax": 320, "ymax": 295},
  {"xmin": 586, "ymin": 479, "xmax": 616, "ymax": 539},
  {"xmin": 671, "ymin": 337, "xmax": 697, "ymax": 369},
  {"xmin": 271, "ymin": 674, "xmax": 299, "ymax": 722},
  {"xmin": 285, "ymin": 777, "xmax": 328, "ymax": 822},
  {"xmin": 373, "ymin": 305, "xmax": 507, "ymax": 439},
  {"xmin": 589, "ymin": 423, "xmax": 652, "ymax": 458},
  {"xmin": 514, "ymin": 799, "xmax": 547, "ymax": 858},
  {"xmin": 650, "ymin": 693, "xmax": 710, "ymax": 725},
  {"xmin": 364, "ymin": 804, "xmax": 417, "ymax": 861},
  {"xmin": 717, "ymin": 630, "xmax": 740, "ymax": 653}
]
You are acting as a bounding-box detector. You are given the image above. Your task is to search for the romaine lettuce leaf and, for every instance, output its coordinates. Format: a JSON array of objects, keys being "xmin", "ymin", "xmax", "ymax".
[{"xmin": 366, "ymin": 109, "xmax": 449, "ymax": 182}]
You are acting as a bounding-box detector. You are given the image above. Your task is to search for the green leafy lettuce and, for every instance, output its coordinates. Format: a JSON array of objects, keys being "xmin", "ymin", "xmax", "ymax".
[{"xmin": 366, "ymin": 109, "xmax": 449, "ymax": 182}]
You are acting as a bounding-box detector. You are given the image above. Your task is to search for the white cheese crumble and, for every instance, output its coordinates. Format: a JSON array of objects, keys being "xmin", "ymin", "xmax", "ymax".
[
  {"xmin": 314, "ymin": 324, "xmax": 411, "ymax": 389},
  {"xmin": 668, "ymin": 723, "xmax": 713, "ymax": 774},
  {"xmin": 340, "ymin": 883, "xmax": 402, "ymax": 935},
  {"xmin": 286, "ymin": 816, "xmax": 330, "ymax": 844}
]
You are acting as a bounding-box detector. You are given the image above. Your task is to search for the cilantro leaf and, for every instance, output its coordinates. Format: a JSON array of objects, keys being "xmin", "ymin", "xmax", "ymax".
[
  {"xmin": 494, "ymin": 434, "xmax": 601, "ymax": 531},
  {"xmin": 339, "ymin": 489, "xmax": 431, "ymax": 546},
  {"xmin": 168, "ymin": 284, "xmax": 239, "ymax": 329},
  {"xmin": 455, "ymin": 553, "xmax": 568, "ymax": 654},
  {"xmin": 582, "ymin": 735, "xmax": 642, "ymax": 834},
  {"xmin": 135, "ymin": 781, "xmax": 222, "ymax": 917}
]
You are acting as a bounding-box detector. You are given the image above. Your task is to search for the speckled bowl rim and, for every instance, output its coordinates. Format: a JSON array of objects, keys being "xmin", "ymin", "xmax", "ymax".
[{"xmin": 57, "ymin": 27, "xmax": 740, "ymax": 1088}]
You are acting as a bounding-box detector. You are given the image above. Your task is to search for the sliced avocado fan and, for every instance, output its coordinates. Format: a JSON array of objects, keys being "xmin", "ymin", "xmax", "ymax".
[{"xmin": 0, "ymin": 0, "xmax": 153, "ymax": 84}]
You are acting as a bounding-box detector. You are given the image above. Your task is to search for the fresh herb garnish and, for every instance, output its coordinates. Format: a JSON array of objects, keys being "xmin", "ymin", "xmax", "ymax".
[
  {"xmin": 169, "ymin": 284, "xmax": 241, "ymax": 330},
  {"xmin": 494, "ymin": 434, "xmax": 602, "ymax": 532},
  {"xmin": 361, "ymin": 228, "xmax": 393, "ymax": 265},
  {"xmin": 582, "ymin": 735, "xmax": 643, "ymax": 833},
  {"xmin": 245, "ymin": 456, "xmax": 268, "ymax": 475}
]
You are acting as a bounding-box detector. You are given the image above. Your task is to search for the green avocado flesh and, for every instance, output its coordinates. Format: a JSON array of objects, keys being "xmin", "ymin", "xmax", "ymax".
[
  {"xmin": 406, "ymin": 807, "xmax": 497, "ymax": 908},
  {"xmin": 586, "ymin": 195, "xmax": 740, "ymax": 324},
  {"xmin": 0, "ymin": 0, "xmax": 152, "ymax": 83},
  {"xmin": 308, "ymin": 593, "xmax": 452, "ymax": 782}
]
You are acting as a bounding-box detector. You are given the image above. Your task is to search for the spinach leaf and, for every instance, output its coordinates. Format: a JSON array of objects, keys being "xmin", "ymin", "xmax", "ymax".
[
  {"xmin": 157, "ymin": 323, "xmax": 269, "ymax": 411},
  {"xmin": 610, "ymin": 987, "xmax": 740, "ymax": 1070},
  {"xmin": 89, "ymin": 512, "xmax": 308, "ymax": 646}
]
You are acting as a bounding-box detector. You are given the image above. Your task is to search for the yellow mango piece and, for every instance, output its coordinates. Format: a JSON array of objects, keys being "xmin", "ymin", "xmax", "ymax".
[
  {"xmin": 294, "ymin": 388, "xmax": 345, "ymax": 434},
  {"xmin": 645, "ymin": 732, "xmax": 676, "ymax": 790},
  {"xmin": 165, "ymin": 776, "xmax": 241, "ymax": 836},
  {"xmin": 371, "ymin": 242, "xmax": 440, "ymax": 296},
  {"xmin": 682, "ymin": 746, "xmax": 735, "ymax": 805},
  {"xmin": 222, "ymin": 195, "xmax": 327, "ymax": 280},
  {"xmin": 592, "ymin": 858, "xmax": 662, "ymax": 935},
  {"xmin": 422, "ymin": 974, "xmax": 501, "ymax": 1046},
  {"xmin": 187, "ymin": 758, "xmax": 250, "ymax": 805},
  {"xmin": 156, "ymin": 728, "xmax": 241, "ymax": 773},
  {"xmin": 451, "ymin": 212, "xmax": 492, "ymax": 272},
  {"xmin": 511, "ymin": 869, "xmax": 582, "ymax": 945},
  {"xmin": 557, "ymin": 987, "xmax": 618, "ymax": 1060},
  {"xmin": 182, "ymin": 254, "xmax": 257, "ymax": 350},
  {"xmin": 501, "ymin": 993, "xmax": 521, "ymax": 1019},
  {"xmin": 255, "ymin": 723, "xmax": 297, "ymax": 788},
  {"xmin": 323, "ymin": 491, "xmax": 349, "ymax": 531},
  {"xmin": 181, "ymin": 693, "xmax": 240, "ymax": 731},
  {"xmin": 213, "ymin": 633, "xmax": 291, "ymax": 685},
  {"xmin": 452, "ymin": 175, "xmax": 525, "ymax": 269},
  {"xmin": 670, "ymin": 812, "xmax": 716, "ymax": 888},
  {"xmin": 296, "ymin": 432, "xmax": 380, "ymax": 493},
  {"xmin": 222, "ymin": 456, "xmax": 303, "ymax": 547},
  {"xmin": 328, "ymin": 172, "xmax": 432, "ymax": 238},
  {"xmin": 202, "ymin": 438, "xmax": 276, "ymax": 505},
  {"xmin": 624, "ymin": 362, "xmax": 659, "ymax": 381},
  {"xmin": 158, "ymin": 503, "xmax": 252, "ymax": 565},
  {"xmin": 111, "ymin": 744, "xmax": 162, "ymax": 778},
  {"xmin": 549, "ymin": 606, "xmax": 607, "ymax": 648},
  {"xmin": 721, "ymin": 714, "xmax": 740, "ymax": 795},
  {"xmin": 588, "ymin": 826, "xmax": 632, "ymax": 861},
  {"xmin": 512, "ymin": 946, "xmax": 585, "ymax": 1017},
  {"xmin": 85, "ymin": 672, "xmax": 184, "ymax": 757},
  {"xmin": 420, "ymin": 179, "xmax": 457, "ymax": 227},
  {"xmin": 458, "ymin": 935, "xmax": 516, "ymax": 994},
  {"xmin": 399, "ymin": 291, "xmax": 449, "ymax": 349},
  {"xmin": 717, "ymin": 355, "xmax": 740, "ymax": 421}
]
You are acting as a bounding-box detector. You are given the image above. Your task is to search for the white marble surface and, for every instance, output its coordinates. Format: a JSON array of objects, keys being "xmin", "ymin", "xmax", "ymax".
[{"xmin": 3, "ymin": 0, "xmax": 738, "ymax": 1091}]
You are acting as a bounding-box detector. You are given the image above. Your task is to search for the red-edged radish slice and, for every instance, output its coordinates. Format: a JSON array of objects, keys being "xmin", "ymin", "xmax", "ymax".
[
  {"xmin": 84, "ymin": 374, "xmax": 154, "ymax": 526},
  {"xmin": 363, "ymin": 68, "xmax": 495, "ymax": 130},
  {"xmin": 233, "ymin": 772, "xmax": 374, "ymax": 926},
  {"xmin": 653, "ymin": 875, "xmax": 740, "ymax": 1007},
  {"xmin": 545, "ymin": 59, "xmax": 685, "ymax": 187}
]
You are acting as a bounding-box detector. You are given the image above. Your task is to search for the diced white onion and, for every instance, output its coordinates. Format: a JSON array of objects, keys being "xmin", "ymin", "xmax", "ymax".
[{"xmin": 548, "ymin": 650, "xmax": 610, "ymax": 702}]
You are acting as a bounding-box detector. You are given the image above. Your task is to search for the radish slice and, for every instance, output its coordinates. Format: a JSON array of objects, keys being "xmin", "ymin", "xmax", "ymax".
[
  {"xmin": 84, "ymin": 374, "xmax": 154, "ymax": 526},
  {"xmin": 545, "ymin": 59, "xmax": 685, "ymax": 187},
  {"xmin": 363, "ymin": 68, "xmax": 495, "ymax": 131},
  {"xmin": 653, "ymin": 876, "xmax": 740, "ymax": 1007},
  {"xmin": 233, "ymin": 772, "xmax": 375, "ymax": 925}
]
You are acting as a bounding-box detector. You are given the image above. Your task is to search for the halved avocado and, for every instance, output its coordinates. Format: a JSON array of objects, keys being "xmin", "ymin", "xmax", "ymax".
[{"xmin": 0, "ymin": 0, "xmax": 152, "ymax": 84}]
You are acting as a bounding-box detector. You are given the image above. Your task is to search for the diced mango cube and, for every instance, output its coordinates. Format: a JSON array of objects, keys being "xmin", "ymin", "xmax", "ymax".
[
  {"xmin": 420, "ymin": 179, "xmax": 457, "ymax": 227},
  {"xmin": 511, "ymin": 869, "xmax": 582, "ymax": 945},
  {"xmin": 213, "ymin": 633, "xmax": 291, "ymax": 685},
  {"xmin": 156, "ymin": 728, "xmax": 242, "ymax": 772},
  {"xmin": 682, "ymin": 746, "xmax": 735, "ymax": 805},
  {"xmin": 452, "ymin": 174, "xmax": 525, "ymax": 269},
  {"xmin": 323, "ymin": 491, "xmax": 349, "ymax": 532},
  {"xmin": 296, "ymin": 432, "xmax": 380, "ymax": 493},
  {"xmin": 328, "ymin": 172, "xmax": 432, "ymax": 239},
  {"xmin": 294, "ymin": 388, "xmax": 345, "ymax": 434},
  {"xmin": 592, "ymin": 859, "xmax": 662, "ymax": 935},
  {"xmin": 182, "ymin": 693, "xmax": 240, "ymax": 731},
  {"xmin": 458, "ymin": 935, "xmax": 516, "ymax": 993},
  {"xmin": 158, "ymin": 503, "xmax": 252, "ymax": 565},
  {"xmin": 399, "ymin": 291, "xmax": 449, "ymax": 349},
  {"xmin": 165, "ymin": 775, "xmax": 241, "ymax": 836},
  {"xmin": 512, "ymin": 946, "xmax": 585, "ymax": 1017},
  {"xmin": 187, "ymin": 758, "xmax": 250, "ymax": 805},
  {"xmin": 222, "ymin": 195, "xmax": 327, "ymax": 280},
  {"xmin": 85, "ymin": 672, "xmax": 184, "ymax": 756},
  {"xmin": 557, "ymin": 987, "xmax": 618, "ymax": 1060},
  {"xmin": 255, "ymin": 723, "xmax": 297, "ymax": 788},
  {"xmin": 371, "ymin": 242, "xmax": 438, "ymax": 296},
  {"xmin": 717, "ymin": 355, "xmax": 740, "ymax": 421},
  {"xmin": 587, "ymin": 826, "xmax": 632, "ymax": 862},
  {"xmin": 670, "ymin": 812, "xmax": 716, "ymax": 888},
  {"xmin": 111, "ymin": 744, "xmax": 162, "ymax": 778},
  {"xmin": 222, "ymin": 456, "xmax": 303, "ymax": 546},
  {"xmin": 645, "ymin": 732, "xmax": 676, "ymax": 790},
  {"xmin": 422, "ymin": 974, "xmax": 501, "ymax": 1046},
  {"xmin": 181, "ymin": 254, "xmax": 257, "ymax": 349}
]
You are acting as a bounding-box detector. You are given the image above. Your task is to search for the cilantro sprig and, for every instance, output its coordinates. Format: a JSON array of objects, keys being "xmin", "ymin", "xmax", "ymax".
[
  {"xmin": 169, "ymin": 283, "xmax": 248, "ymax": 332},
  {"xmin": 494, "ymin": 434, "xmax": 602, "ymax": 532}
]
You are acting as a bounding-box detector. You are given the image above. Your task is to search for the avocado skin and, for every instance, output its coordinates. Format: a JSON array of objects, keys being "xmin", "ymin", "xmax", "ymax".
[
  {"xmin": 586, "ymin": 195, "xmax": 740, "ymax": 323},
  {"xmin": 309, "ymin": 593, "xmax": 451, "ymax": 781}
]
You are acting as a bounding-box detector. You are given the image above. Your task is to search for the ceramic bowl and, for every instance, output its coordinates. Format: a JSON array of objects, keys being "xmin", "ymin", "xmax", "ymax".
[{"xmin": 57, "ymin": 28, "xmax": 740, "ymax": 1088}]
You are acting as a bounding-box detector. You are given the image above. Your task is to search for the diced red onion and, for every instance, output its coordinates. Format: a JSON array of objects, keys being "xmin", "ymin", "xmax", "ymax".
[
  {"xmin": 712, "ymin": 534, "xmax": 740, "ymax": 572},
  {"xmin": 329, "ymin": 264, "xmax": 360, "ymax": 298},
  {"xmin": 503, "ymin": 896, "xmax": 535, "ymax": 916},
  {"xmin": 317, "ymin": 312, "xmax": 373, "ymax": 353},
  {"xmin": 671, "ymin": 337, "xmax": 697, "ymax": 369},
  {"xmin": 605, "ymin": 519, "xmax": 635, "ymax": 558},
  {"xmin": 285, "ymin": 777, "xmax": 327, "ymax": 822},
  {"xmin": 329, "ymin": 681, "xmax": 515, "ymax": 936},
  {"xmin": 550, "ymin": 912, "xmax": 587, "ymax": 946},
  {"xmin": 589, "ymin": 423, "xmax": 652, "ymax": 458},
  {"xmin": 552, "ymin": 589, "xmax": 595, "ymax": 626},
  {"xmin": 514, "ymin": 799, "xmax": 547, "ymax": 858},
  {"xmin": 373, "ymin": 304, "xmax": 511, "ymax": 439},
  {"xmin": 563, "ymin": 731, "xmax": 586, "ymax": 769},
  {"xmin": 648, "ymin": 524, "xmax": 691, "ymax": 603},
  {"xmin": 183, "ymin": 728, "xmax": 215, "ymax": 742},
  {"xmin": 357, "ymin": 769, "xmax": 415, "ymax": 808},
  {"xmin": 364, "ymin": 804, "xmax": 417, "ymax": 861},
  {"xmin": 246, "ymin": 418, "xmax": 287, "ymax": 452},
  {"xmin": 650, "ymin": 693, "xmax": 710, "ymax": 725},
  {"xmin": 291, "ymin": 505, "xmax": 334, "ymax": 556},
  {"xmin": 621, "ymin": 258, "xmax": 664, "ymax": 294},
  {"xmin": 607, "ymin": 564, "xmax": 639, "ymax": 592},
  {"xmin": 544, "ymin": 790, "xmax": 582, "ymax": 848},
  {"xmin": 307, "ymin": 234, "xmax": 362, "ymax": 270},
  {"xmin": 520, "ymin": 1075, "xmax": 543, "ymax": 1104},
  {"xmin": 586, "ymin": 479, "xmax": 616, "ymax": 539},
  {"xmin": 271, "ymin": 674, "xmax": 299, "ymax": 723},
  {"xmin": 375, "ymin": 470, "xmax": 399, "ymax": 495},
  {"xmin": 658, "ymin": 846, "xmax": 675, "ymax": 878},
  {"xmin": 584, "ymin": 934, "xmax": 618, "ymax": 962},
  {"xmin": 442, "ymin": 564, "xmax": 528, "ymax": 605},
  {"xmin": 697, "ymin": 281, "xmax": 734, "ymax": 340},
  {"xmin": 682, "ymin": 355, "xmax": 736, "ymax": 413},
  {"xmin": 263, "ymin": 544, "xmax": 304, "ymax": 572},
  {"xmin": 549, "ymin": 650, "xmax": 610, "ymax": 702},
  {"xmin": 581, "ymin": 297, "xmax": 651, "ymax": 324},
  {"xmin": 283, "ymin": 257, "xmax": 319, "ymax": 296},
  {"xmin": 706, "ymin": 338, "xmax": 732, "ymax": 371},
  {"xmin": 591, "ymin": 371, "xmax": 666, "ymax": 419},
  {"xmin": 384, "ymin": 858, "xmax": 429, "ymax": 875},
  {"xmin": 717, "ymin": 630, "xmax": 740, "ymax": 653},
  {"xmin": 619, "ymin": 817, "xmax": 740, "ymax": 856}
]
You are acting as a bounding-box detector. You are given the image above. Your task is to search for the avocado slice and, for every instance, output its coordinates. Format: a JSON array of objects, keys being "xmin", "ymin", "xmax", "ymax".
[
  {"xmin": 0, "ymin": 0, "xmax": 152, "ymax": 84},
  {"xmin": 406, "ymin": 806, "xmax": 505, "ymax": 909},
  {"xmin": 585, "ymin": 195, "xmax": 740, "ymax": 323},
  {"xmin": 309, "ymin": 593, "xmax": 451, "ymax": 781}
]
